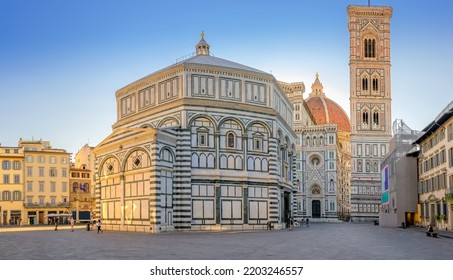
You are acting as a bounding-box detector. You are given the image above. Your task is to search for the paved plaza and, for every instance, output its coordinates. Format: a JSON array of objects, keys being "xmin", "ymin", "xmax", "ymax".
[{"xmin": 1, "ymin": 222, "xmax": 452, "ymax": 260}]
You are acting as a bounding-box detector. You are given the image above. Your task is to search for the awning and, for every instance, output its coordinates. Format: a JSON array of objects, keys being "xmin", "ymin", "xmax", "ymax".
[{"xmin": 45, "ymin": 213, "xmax": 72, "ymax": 217}]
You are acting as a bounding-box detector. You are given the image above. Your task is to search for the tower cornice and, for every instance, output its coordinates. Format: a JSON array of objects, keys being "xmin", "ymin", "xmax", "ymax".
[{"xmin": 347, "ymin": 5, "xmax": 393, "ymax": 18}]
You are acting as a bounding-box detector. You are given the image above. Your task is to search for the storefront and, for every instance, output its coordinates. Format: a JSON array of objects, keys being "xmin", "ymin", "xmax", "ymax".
[{"xmin": 28, "ymin": 211, "xmax": 37, "ymax": 225}]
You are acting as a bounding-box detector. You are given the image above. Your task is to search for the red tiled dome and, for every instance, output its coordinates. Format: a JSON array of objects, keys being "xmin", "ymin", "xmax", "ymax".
[{"xmin": 306, "ymin": 96, "xmax": 350, "ymax": 132}]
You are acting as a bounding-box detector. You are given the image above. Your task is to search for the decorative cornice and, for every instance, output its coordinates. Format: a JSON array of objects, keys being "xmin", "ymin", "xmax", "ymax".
[{"xmin": 347, "ymin": 5, "xmax": 392, "ymax": 18}]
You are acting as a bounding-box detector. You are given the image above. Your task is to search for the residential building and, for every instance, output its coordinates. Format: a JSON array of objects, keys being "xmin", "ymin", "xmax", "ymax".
[
  {"xmin": 74, "ymin": 144, "xmax": 96, "ymax": 218},
  {"xmin": 0, "ymin": 146, "xmax": 24, "ymax": 225},
  {"xmin": 69, "ymin": 164, "xmax": 93, "ymax": 222},
  {"xmin": 415, "ymin": 101, "xmax": 453, "ymax": 230},
  {"xmin": 20, "ymin": 139, "xmax": 71, "ymax": 224}
]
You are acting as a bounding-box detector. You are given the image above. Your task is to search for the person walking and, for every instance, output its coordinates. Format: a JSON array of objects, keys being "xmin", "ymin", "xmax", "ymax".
[
  {"xmin": 97, "ymin": 219, "xmax": 103, "ymax": 234},
  {"xmin": 54, "ymin": 218, "xmax": 59, "ymax": 231},
  {"xmin": 70, "ymin": 217, "xmax": 75, "ymax": 232},
  {"xmin": 305, "ymin": 218, "xmax": 309, "ymax": 228}
]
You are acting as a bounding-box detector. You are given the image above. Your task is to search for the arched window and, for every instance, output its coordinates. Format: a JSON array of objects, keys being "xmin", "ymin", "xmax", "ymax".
[
  {"xmin": 362, "ymin": 111, "xmax": 369, "ymax": 125},
  {"xmin": 372, "ymin": 78, "xmax": 379, "ymax": 91},
  {"xmin": 197, "ymin": 128, "xmax": 208, "ymax": 147},
  {"xmin": 253, "ymin": 137, "xmax": 262, "ymax": 151},
  {"xmin": 313, "ymin": 136, "xmax": 317, "ymax": 146},
  {"xmin": 364, "ymin": 39, "xmax": 368, "ymax": 57},
  {"xmin": 362, "ymin": 78, "xmax": 368, "ymax": 91},
  {"xmin": 306, "ymin": 137, "xmax": 310, "ymax": 146},
  {"xmin": 81, "ymin": 183, "xmax": 89, "ymax": 193},
  {"xmin": 373, "ymin": 111, "xmax": 379, "ymax": 126},
  {"xmin": 227, "ymin": 132, "xmax": 235, "ymax": 148},
  {"xmin": 364, "ymin": 38, "xmax": 376, "ymax": 58}
]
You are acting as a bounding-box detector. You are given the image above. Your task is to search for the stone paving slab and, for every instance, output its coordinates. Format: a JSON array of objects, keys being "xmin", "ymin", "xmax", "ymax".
[{"xmin": 1, "ymin": 223, "xmax": 453, "ymax": 260}]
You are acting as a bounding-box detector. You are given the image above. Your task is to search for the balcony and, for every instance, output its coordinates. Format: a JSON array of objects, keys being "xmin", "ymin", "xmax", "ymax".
[{"xmin": 23, "ymin": 202, "xmax": 71, "ymax": 208}]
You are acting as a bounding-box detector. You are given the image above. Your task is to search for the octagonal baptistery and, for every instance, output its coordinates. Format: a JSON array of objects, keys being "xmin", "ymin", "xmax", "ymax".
[{"xmin": 94, "ymin": 34, "xmax": 297, "ymax": 233}]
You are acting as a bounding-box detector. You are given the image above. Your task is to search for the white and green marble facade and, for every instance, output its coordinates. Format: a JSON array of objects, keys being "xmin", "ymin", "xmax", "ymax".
[{"xmin": 94, "ymin": 37, "xmax": 297, "ymax": 233}]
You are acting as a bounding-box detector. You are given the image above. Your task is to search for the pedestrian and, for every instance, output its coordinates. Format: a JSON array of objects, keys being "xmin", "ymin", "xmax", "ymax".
[
  {"xmin": 306, "ymin": 218, "xmax": 309, "ymax": 228},
  {"xmin": 289, "ymin": 216, "xmax": 294, "ymax": 231},
  {"xmin": 97, "ymin": 219, "xmax": 103, "ymax": 234},
  {"xmin": 70, "ymin": 217, "xmax": 75, "ymax": 232},
  {"xmin": 54, "ymin": 218, "xmax": 59, "ymax": 231}
]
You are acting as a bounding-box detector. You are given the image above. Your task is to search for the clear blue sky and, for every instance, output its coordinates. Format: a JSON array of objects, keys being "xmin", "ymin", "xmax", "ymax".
[{"xmin": 1, "ymin": 0, "xmax": 452, "ymax": 156}]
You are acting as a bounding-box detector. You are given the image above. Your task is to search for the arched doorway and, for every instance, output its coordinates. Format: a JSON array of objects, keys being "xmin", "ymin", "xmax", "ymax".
[{"xmin": 312, "ymin": 200, "xmax": 321, "ymax": 218}]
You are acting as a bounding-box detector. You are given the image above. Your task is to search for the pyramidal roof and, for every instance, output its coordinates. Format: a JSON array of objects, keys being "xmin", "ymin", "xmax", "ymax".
[
  {"xmin": 118, "ymin": 34, "xmax": 272, "ymax": 92},
  {"xmin": 180, "ymin": 54, "xmax": 269, "ymax": 75}
]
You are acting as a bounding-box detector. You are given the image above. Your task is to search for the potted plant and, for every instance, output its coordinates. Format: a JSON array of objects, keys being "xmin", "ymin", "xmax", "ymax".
[
  {"xmin": 440, "ymin": 214, "xmax": 447, "ymax": 221},
  {"xmin": 434, "ymin": 215, "xmax": 440, "ymax": 221},
  {"xmin": 445, "ymin": 193, "xmax": 453, "ymax": 202}
]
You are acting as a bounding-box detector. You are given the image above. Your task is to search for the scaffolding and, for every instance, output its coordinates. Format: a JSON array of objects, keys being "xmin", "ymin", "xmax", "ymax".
[{"xmin": 392, "ymin": 119, "xmax": 419, "ymax": 135}]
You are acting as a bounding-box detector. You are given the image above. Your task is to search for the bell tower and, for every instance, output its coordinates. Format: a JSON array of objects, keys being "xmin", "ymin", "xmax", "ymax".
[{"xmin": 348, "ymin": 5, "xmax": 393, "ymax": 222}]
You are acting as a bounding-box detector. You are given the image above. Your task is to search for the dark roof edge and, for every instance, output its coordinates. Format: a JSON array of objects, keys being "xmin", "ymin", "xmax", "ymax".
[{"xmin": 413, "ymin": 106, "xmax": 453, "ymax": 144}]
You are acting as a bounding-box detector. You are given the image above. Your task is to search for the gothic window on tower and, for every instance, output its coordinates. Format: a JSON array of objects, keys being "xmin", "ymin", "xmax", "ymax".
[
  {"xmin": 362, "ymin": 111, "xmax": 369, "ymax": 126},
  {"xmin": 373, "ymin": 111, "xmax": 380, "ymax": 126},
  {"xmin": 362, "ymin": 78, "xmax": 368, "ymax": 91},
  {"xmin": 364, "ymin": 38, "xmax": 376, "ymax": 58},
  {"xmin": 329, "ymin": 135, "xmax": 334, "ymax": 144},
  {"xmin": 372, "ymin": 78, "xmax": 379, "ymax": 91}
]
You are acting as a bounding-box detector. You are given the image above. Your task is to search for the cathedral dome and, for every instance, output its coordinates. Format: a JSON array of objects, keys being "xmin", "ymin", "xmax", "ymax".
[{"xmin": 305, "ymin": 74, "xmax": 350, "ymax": 132}]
